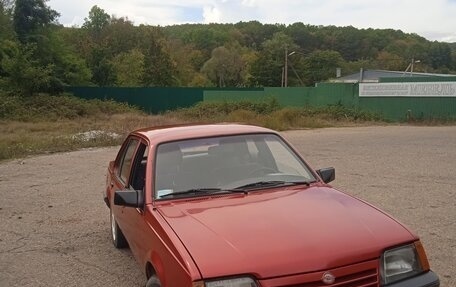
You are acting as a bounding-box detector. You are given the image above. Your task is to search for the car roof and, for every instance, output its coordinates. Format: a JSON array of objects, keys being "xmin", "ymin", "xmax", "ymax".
[{"xmin": 132, "ymin": 123, "xmax": 277, "ymax": 144}]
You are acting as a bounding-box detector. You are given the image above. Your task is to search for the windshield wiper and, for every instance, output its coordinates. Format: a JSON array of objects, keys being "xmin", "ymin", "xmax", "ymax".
[
  {"xmin": 159, "ymin": 180, "xmax": 316, "ymax": 198},
  {"xmin": 288, "ymin": 180, "xmax": 316, "ymax": 186},
  {"xmin": 159, "ymin": 188, "xmax": 247, "ymax": 198},
  {"xmin": 235, "ymin": 180, "xmax": 287, "ymax": 190},
  {"xmin": 235, "ymin": 180, "xmax": 314, "ymax": 190}
]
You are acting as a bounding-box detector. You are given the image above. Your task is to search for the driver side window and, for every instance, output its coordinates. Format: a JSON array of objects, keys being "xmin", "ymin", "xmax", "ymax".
[
  {"xmin": 130, "ymin": 143, "xmax": 148, "ymax": 191},
  {"xmin": 119, "ymin": 139, "xmax": 139, "ymax": 184}
]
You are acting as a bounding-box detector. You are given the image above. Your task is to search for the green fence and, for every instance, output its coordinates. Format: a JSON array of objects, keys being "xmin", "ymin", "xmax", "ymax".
[
  {"xmin": 357, "ymin": 82, "xmax": 456, "ymax": 120},
  {"xmin": 359, "ymin": 96, "xmax": 456, "ymax": 120},
  {"xmin": 203, "ymin": 84, "xmax": 357, "ymax": 108},
  {"xmin": 67, "ymin": 87, "xmax": 204, "ymax": 114},
  {"xmin": 67, "ymin": 82, "xmax": 456, "ymax": 121}
]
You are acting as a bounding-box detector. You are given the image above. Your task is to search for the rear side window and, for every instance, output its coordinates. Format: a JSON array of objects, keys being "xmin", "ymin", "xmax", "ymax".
[{"xmin": 119, "ymin": 139, "xmax": 139, "ymax": 183}]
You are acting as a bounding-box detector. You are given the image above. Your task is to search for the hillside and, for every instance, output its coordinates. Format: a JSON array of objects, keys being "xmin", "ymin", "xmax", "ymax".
[{"xmin": 0, "ymin": 2, "xmax": 455, "ymax": 95}]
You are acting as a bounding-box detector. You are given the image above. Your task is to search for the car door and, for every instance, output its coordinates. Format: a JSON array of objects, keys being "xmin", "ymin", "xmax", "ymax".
[
  {"xmin": 111, "ymin": 137, "xmax": 152, "ymax": 259},
  {"xmin": 120, "ymin": 141, "xmax": 151, "ymax": 259},
  {"xmin": 110, "ymin": 137, "xmax": 139, "ymax": 227}
]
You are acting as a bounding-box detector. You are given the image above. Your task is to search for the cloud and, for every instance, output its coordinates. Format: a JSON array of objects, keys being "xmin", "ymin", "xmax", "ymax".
[
  {"xmin": 48, "ymin": 0, "xmax": 456, "ymax": 42},
  {"xmin": 203, "ymin": 5, "xmax": 221, "ymax": 23}
]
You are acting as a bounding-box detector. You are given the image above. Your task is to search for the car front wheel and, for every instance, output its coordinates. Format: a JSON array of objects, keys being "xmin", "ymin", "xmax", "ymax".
[{"xmin": 110, "ymin": 209, "xmax": 128, "ymax": 248}]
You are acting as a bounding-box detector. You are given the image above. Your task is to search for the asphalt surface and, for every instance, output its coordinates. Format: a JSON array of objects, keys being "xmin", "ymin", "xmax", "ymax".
[{"xmin": 0, "ymin": 125, "xmax": 454, "ymax": 286}]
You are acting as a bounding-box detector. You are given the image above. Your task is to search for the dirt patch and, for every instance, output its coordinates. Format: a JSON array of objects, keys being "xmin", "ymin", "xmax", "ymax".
[{"xmin": 0, "ymin": 126, "xmax": 454, "ymax": 286}]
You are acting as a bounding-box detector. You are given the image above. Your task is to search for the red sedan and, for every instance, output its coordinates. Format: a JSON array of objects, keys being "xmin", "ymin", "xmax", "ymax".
[{"xmin": 104, "ymin": 124, "xmax": 439, "ymax": 287}]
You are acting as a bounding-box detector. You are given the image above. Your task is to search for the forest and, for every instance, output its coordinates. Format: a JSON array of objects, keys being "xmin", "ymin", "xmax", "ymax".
[{"xmin": 1, "ymin": 0, "xmax": 456, "ymax": 96}]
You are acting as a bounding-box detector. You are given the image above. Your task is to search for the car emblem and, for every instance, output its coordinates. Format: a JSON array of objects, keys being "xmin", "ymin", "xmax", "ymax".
[{"xmin": 321, "ymin": 272, "xmax": 336, "ymax": 285}]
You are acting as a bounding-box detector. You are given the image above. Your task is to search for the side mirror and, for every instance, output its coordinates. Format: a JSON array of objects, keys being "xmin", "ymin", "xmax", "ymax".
[
  {"xmin": 316, "ymin": 167, "xmax": 335, "ymax": 184},
  {"xmin": 114, "ymin": 190, "xmax": 144, "ymax": 208}
]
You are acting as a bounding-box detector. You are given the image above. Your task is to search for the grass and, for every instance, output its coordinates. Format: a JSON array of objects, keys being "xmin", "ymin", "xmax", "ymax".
[
  {"xmin": 0, "ymin": 114, "xmax": 185, "ymax": 160},
  {"xmin": 0, "ymin": 94, "xmax": 387, "ymax": 161},
  {"xmin": 169, "ymin": 100, "xmax": 384, "ymax": 130},
  {"xmin": 0, "ymin": 93, "xmax": 187, "ymax": 160},
  {"xmin": 0, "ymin": 93, "xmax": 139, "ymax": 121}
]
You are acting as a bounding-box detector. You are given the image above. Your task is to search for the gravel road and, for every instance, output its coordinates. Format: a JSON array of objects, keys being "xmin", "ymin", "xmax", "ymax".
[{"xmin": 0, "ymin": 125, "xmax": 454, "ymax": 286}]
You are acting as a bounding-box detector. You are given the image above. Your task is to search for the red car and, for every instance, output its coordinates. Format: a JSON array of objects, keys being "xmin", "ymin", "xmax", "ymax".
[{"xmin": 104, "ymin": 124, "xmax": 439, "ymax": 287}]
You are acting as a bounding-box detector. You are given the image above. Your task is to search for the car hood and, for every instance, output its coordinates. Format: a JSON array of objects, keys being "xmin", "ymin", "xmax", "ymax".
[{"xmin": 157, "ymin": 186, "xmax": 415, "ymax": 279}]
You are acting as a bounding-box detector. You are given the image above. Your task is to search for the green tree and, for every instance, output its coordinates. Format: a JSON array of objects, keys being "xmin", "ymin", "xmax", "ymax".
[
  {"xmin": 139, "ymin": 26, "xmax": 177, "ymax": 87},
  {"xmin": 235, "ymin": 21, "xmax": 283, "ymax": 49},
  {"xmin": 20, "ymin": 14, "xmax": 453, "ymax": 90},
  {"xmin": 341, "ymin": 59, "xmax": 374, "ymax": 76},
  {"xmin": 188, "ymin": 72, "xmax": 213, "ymax": 87},
  {"xmin": 0, "ymin": 0, "xmax": 13, "ymax": 10},
  {"xmin": 286, "ymin": 22, "xmax": 318, "ymax": 53},
  {"xmin": 5, "ymin": 0, "xmax": 91, "ymax": 94},
  {"xmin": 428, "ymin": 42, "xmax": 452, "ymax": 70},
  {"xmin": 166, "ymin": 23, "xmax": 232, "ymax": 58},
  {"xmin": 452, "ymin": 48, "xmax": 456, "ymax": 71},
  {"xmin": 82, "ymin": 5, "xmax": 110, "ymax": 41},
  {"xmin": 0, "ymin": 0, "xmax": 14, "ymax": 40},
  {"xmin": 250, "ymin": 32, "xmax": 299, "ymax": 86},
  {"xmin": 1, "ymin": 42, "xmax": 53, "ymax": 95},
  {"xmin": 166, "ymin": 38, "xmax": 206, "ymax": 86},
  {"xmin": 375, "ymin": 51, "xmax": 406, "ymax": 71},
  {"xmin": 103, "ymin": 17, "xmax": 139, "ymax": 55},
  {"xmin": 302, "ymin": 50, "xmax": 344, "ymax": 85},
  {"xmin": 111, "ymin": 49, "xmax": 145, "ymax": 86},
  {"xmin": 81, "ymin": 6, "xmax": 113, "ymax": 86},
  {"xmin": 13, "ymin": 0, "xmax": 59, "ymax": 43},
  {"xmin": 201, "ymin": 45, "xmax": 246, "ymax": 87},
  {"xmin": 0, "ymin": 1, "xmax": 15, "ymax": 78},
  {"xmin": 46, "ymin": 29, "xmax": 92, "ymax": 86},
  {"xmin": 250, "ymin": 55, "xmax": 282, "ymax": 86},
  {"xmin": 142, "ymin": 41, "xmax": 177, "ymax": 87},
  {"xmin": 88, "ymin": 46, "xmax": 114, "ymax": 86}
]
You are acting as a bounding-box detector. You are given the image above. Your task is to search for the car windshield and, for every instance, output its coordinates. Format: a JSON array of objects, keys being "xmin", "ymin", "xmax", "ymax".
[{"xmin": 154, "ymin": 133, "xmax": 316, "ymax": 199}]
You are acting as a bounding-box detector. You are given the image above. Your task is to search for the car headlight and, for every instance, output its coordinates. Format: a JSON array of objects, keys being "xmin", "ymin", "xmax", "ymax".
[
  {"xmin": 193, "ymin": 277, "xmax": 258, "ymax": 287},
  {"xmin": 380, "ymin": 242, "xmax": 430, "ymax": 285}
]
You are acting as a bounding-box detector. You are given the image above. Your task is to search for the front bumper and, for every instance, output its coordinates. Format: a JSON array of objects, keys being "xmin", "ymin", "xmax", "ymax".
[{"xmin": 387, "ymin": 271, "xmax": 439, "ymax": 287}]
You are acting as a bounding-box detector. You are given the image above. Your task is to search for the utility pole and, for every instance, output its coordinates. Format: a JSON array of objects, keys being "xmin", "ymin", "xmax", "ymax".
[
  {"xmin": 284, "ymin": 46, "xmax": 288, "ymax": 87},
  {"xmin": 404, "ymin": 58, "xmax": 421, "ymax": 77},
  {"xmin": 281, "ymin": 67, "xmax": 285, "ymax": 87},
  {"xmin": 411, "ymin": 58, "xmax": 415, "ymax": 76},
  {"xmin": 410, "ymin": 58, "xmax": 421, "ymax": 75}
]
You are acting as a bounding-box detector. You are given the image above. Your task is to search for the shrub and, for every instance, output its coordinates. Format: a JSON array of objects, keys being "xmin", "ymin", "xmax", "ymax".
[
  {"xmin": 172, "ymin": 98, "xmax": 281, "ymax": 120},
  {"xmin": 0, "ymin": 93, "xmax": 140, "ymax": 121},
  {"xmin": 170, "ymin": 100, "xmax": 384, "ymax": 129}
]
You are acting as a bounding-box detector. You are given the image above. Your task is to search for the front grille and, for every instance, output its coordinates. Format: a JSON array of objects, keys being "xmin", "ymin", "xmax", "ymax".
[
  {"xmin": 287, "ymin": 268, "xmax": 378, "ymax": 287},
  {"xmin": 259, "ymin": 260, "xmax": 379, "ymax": 287}
]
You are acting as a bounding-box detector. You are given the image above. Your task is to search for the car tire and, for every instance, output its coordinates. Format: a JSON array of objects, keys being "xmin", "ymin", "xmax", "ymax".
[
  {"xmin": 145, "ymin": 275, "xmax": 161, "ymax": 287},
  {"xmin": 110, "ymin": 209, "xmax": 128, "ymax": 248}
]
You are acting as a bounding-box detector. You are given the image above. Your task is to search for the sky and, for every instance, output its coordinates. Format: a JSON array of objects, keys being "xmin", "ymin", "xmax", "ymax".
[{"xmin": 47, "ymin": 0, "xmax": 456, "ymax": 42}]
